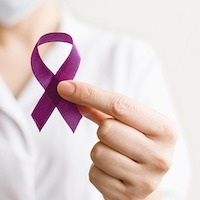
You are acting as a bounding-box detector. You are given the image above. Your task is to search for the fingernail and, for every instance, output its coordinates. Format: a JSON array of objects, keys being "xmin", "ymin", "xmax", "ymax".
[{"xmin": 58, "ymin": 81, "xmax": 75, "ymax": 96}]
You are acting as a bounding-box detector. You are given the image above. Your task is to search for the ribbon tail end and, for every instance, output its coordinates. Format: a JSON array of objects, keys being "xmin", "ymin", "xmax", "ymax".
[
  {"xmin": 68, "ymin": 114, "xmax": 82, "ymax": 133},
  {"xmin": 31, "ymin": 112, "xmax": 44, "ymax": 132}
]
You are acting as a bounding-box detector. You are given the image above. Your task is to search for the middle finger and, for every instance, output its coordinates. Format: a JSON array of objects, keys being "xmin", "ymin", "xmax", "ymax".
[{"xmin": 97, "ymin": 118, "xmax": 152, "ymax": 163}]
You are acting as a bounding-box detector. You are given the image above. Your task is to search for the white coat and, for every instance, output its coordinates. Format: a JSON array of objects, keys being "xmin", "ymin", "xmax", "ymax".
[{"xmin": 0, "ymin": 13, "xmax": 190, "ymax": 200}]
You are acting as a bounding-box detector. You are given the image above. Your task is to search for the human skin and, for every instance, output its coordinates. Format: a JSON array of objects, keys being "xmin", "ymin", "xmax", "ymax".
[
  {"xmin": 0, "ymin": 0, "xmax": 60, "ymax": 96},
  {"xmin": 58, "ymin": 80, "xmax": 178, "ymax": 200}
]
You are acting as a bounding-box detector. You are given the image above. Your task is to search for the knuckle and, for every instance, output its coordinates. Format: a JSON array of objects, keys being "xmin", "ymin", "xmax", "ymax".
[
  {"xmin": 140, "ymin": 178, "xmax": 157, "ymax": 194},
  {"xmin": 90, "ymin": 142, "xmax": 104, "ymax": 163},
  {"xmin": 124, "ymin": 188, "xmax": 136, "ymax": 200},
  {"xmin": 152, "ymin": 153, "xmax": 171, "ymax": 172},
  {"xmin": 105, "ymin": 194, "xmax": 122, "ymax": 200},
  {"xmin": 88, "ymin": 165, "xmax": 97, "ymax": 184},
  {"xmin": 97, "ymin": 119, "xmax": 112, "ymax": 141},
  {"xmin": 78, "ymin": 85, "xmax": 95, "ymax": 103},
  {"xmin": 159, "ymin": 119, "xmax": 179, "ymax": 143},
  {"xmin": 110, "ymin": 95, "xmax": 132, "ymax": 117},
  {"xmin": 125, "ymin": 181, "xmax": 154, "ymax": 200}
]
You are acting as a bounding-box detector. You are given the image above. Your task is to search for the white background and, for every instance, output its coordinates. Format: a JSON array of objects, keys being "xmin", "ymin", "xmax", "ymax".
[{"xmin": 65, "ymin": 0, "xmax": 200, "ymax": 199}]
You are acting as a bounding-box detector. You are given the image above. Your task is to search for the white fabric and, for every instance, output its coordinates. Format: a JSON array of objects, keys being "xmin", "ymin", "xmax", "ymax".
[{"xmin": 0, "ymin": 14, "xmax": 190, "ymax": 200}]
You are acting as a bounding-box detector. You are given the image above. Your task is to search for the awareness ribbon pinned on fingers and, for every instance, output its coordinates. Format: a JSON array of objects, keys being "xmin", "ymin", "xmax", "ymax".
[{"xmin": 31, "ymin": 32, "xmax": 82, "ymax": 132}]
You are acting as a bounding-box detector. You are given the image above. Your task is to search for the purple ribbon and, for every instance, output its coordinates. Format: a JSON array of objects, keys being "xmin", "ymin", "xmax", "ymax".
[{"xmin": 31, "ymin": 32, "xmax": 82, "ymax": 132}]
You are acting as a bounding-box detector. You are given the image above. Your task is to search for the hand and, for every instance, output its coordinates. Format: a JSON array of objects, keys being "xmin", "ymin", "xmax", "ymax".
[{"xmin": 57, "ymin": 80, "xmax": 178, "ymax": 200}]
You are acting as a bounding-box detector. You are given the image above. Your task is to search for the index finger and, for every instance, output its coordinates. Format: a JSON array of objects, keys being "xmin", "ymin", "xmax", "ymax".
[{"xmin": 57, "ymin": 80, "xmax": 176, "ymax": 137}]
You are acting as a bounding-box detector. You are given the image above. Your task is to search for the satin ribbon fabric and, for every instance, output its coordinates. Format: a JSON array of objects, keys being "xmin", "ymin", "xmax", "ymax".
[{"xmin": 31, "ymin": 32, "xmax": 82, "ymax": 132}]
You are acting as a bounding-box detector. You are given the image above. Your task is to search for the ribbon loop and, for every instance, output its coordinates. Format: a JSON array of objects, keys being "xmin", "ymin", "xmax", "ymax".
[{"xmin": 31, "ymin": 32, "xmax": 82, "ymax": 132}]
